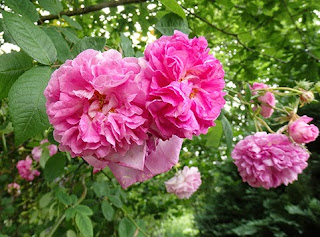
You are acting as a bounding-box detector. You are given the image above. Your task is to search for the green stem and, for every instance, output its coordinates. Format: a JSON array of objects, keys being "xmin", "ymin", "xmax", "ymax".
[
  {"xmin": 47, "ymin": 214, "xmax": 66, "ymax": 237},
  {"xmin": 224, "ymin": 87, "xmax": 240, "ymax": 95},
  {"xmin": 272, "ymin": 106, "xmax": 289, "ymax": 114},
  {"xmin": 47, "ymin": 177, "xmax": 87, "ymax": 237},
  {"xmin": 1, "ymin": 133, "xmax": 7, "ymax": 153},
  {"xmin": 255, "ymin": 117, "xmax": 274, "ymax": 133},
  {"xmin": 121, "ymin": 207, "xmax": 148, "ymax": 236},
  {"xmin": 254, "ymin": 87, "xmax": 302, "ymax": 94}
]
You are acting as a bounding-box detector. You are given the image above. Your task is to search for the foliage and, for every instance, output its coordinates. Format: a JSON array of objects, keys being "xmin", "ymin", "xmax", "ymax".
[{"xmin": 0, "ymin": 0, "xmax": 319, "ymax": 236}]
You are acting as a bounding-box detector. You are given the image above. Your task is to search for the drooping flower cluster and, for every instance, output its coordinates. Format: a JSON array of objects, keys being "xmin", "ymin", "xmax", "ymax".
[
  {"xmin": 165, "ymin": 166, "xmax": 202, "ymax": 199},
  {"xmin": 288, "ymin": 116, "xmax": 319, "ymax": 144},
  {"xmin": 32, "ymin": 139, "xmax": 58, "ymax": 162},
  {"xmin": 44, "ymin": 31, "xmax": 225, "ymax": 188},
  {"xmin": 251, "ymin": 83, "xmax": 276, "ymax": 118},
  {"xmin": 232, "ymin": 132, "xmax": 310, "ymax": 189},
  {"xmin": 16, "ymin": 156, "xmax": 40, "ymax": 181},
  {"xmin": 7, "ymin": 183, "xmax": 21, "ymax": 197}
]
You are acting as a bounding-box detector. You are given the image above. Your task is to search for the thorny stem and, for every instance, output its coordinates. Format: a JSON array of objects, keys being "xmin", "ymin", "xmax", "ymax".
[{"xmin": 121, "ymin": 207, "xmax": 148, "ymax": 236}]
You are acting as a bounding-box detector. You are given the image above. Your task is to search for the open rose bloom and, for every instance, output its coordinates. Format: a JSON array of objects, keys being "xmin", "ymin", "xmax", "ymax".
[
  {"xmin": 145, "ymin": 31, "xmax": 225, "ymax": 140},
  {"xmin": 44, "ymin": 31, "xmax": 225, "ymax": 189},
  {"xmin": 165, "ymin": 166, "xmax": 202, "ymax": 199},
  {"xmin": 232, "ymin": 132, "xmax": 310, "ymax": 189},
  {"xmin": 288, "ymin": 116, "xmax": 319, "ymax": 144}
]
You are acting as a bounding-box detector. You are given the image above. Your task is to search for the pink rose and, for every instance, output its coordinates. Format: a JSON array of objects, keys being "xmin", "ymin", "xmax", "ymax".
[
  {"xmin": 7, "ymin": 182, "xmax": 21, "ymax": 197},
  {"xmin": 44, "ymin": 49, "xmax": 184, "ymax": 188},
  {"xmin": 288, "ymin": 116, "xmax": 319, "ymax": 144},
  {"xmin": 32, "ymin": 139, "xmax": 58, "ymax": 162},
  {"xmin": 44, "ymin": 49, "xmax": 149, "ymax": 160},
  {"xmin": 232, "ymin": 132, "xmax": 309, "ymax": 189},
  {"xmin": 251, "ymin": 83, "xmax": 275, "ymax": 118},
  {"xmin": 16, "ymin": 156, "xmax": 40, "ymax": 181},
  {"xmin": 165, "ymin": 166, "xmax": 202, "ymax": 199},
  {"xmin": 144, "ymin": 30, "xmax": 225, "ymax": 140}
]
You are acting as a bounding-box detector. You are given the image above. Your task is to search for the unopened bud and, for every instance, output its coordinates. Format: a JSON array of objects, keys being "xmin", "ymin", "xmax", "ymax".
[{"xmin": 300, "ymin": 90, "xmax": 314, "ymax": 106}]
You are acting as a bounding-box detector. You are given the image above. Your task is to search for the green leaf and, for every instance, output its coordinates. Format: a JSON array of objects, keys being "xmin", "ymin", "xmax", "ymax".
[
  {"xmin": 221, "ymin": 113, "xmax": 233, "ymax": 156},
  {"xmin": 155, "ymin": 13, "xmax": 190, "ymax": 36},
  {"xmin": 120, "ymin": 33, "xmax": 135, "ymax": 57},
  {"xmin": 44, "ymin": 153, "xmax": 67, "ymax": 182},
  {"xmin": 39, "ymin": 148, "xmax": 50, "ymax": 168},
  {"xmin": 4, "ymin": 0, "xmax": 39, "ymax": 22},
  {"xmin": 2, "ymin": 23, "xmax": 16, "ymax": 44},
  {"xmin": 42, "ymin": 27, "xmax": 72, "ymax": 63},
  {"xmin": 72, "ymin": 37, "xmax": 106, "ymax": 57},
  {"xmin": 205, "ymin": 120, "xmax": 223, "ymax": 148},
  {"xmin": 65, "ymin": 207, "xmax": 77, "ymax": 221},
  {"xmin": 159, "ymin": 0, "xmax": 186, "ymax": 18},
  {"xmin": 75, "ymin": 205, "xmax": 93, "ymax": 216},
  {"xmin": 108, "ymin": 194, "xmax": 123, "ymax": 208},
  {"xmin": 62, "ymin": 15, "xmax": 83, "ymax": 30},
  {"xmin": 285, "ymin": 205, "xmax": 309, "ymax": 216},
  {"xmin": 245, "ymin": 83, "xmax": 252, "ymax": 101},
  {"xmin": 75, "ymin": 213, "xmax": 93, "ymax": 237},
  {"xmin": 118, "ymin": 217, "xmax": 135, "ymax": 237},
  {"xmin": 60, "ymin": 28, "xmax": 80, "ymax": 44},
  {"xmin": 101, "ymin": 200, "xmax": 114, "ymax": 221},
  {"xmin": 70, "ymin": 194, "xmax": 78, "ymax": 204},
  {"xmin": 38, "ymin": 0, "xmax": 63, "ymax": 15},
  {"xmin": 0, "ymin": 51, "xmax": 33, "ymax": 99},
  {"xmin": 8, "ymin": 67, "xmax": 52, "ymax": 145},
  {"xmin": 92, "ymin": 181, "xmax": 109, "ymax": 198},
  {"xmin": 2, "ymin": 12, "xmax": 57, "ymax": 65},
  {"xmin": 55, "ymin": 187, "xmax": 72, "ymax": 206},
  {"xmin": 39, "ymin": 192, "xmax": 52, "ymax": 208},
  {"xmin": 66, "ymin": 230, "xmax": 77, "ymax": 237}
]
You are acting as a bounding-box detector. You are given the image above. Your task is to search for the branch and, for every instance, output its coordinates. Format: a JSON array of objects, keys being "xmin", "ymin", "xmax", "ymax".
[
  {"xmin": 38, "ymin": 0, "xmax": 147, "ymax": 23},
  {"xmin": 281, "ymin": 0, "xmax": 320, "ymax": 62}
]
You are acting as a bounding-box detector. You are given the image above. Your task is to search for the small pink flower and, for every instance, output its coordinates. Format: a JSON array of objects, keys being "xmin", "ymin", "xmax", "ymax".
[
  {"xmin": 144, "ymin": 30, "xmax": 225, "ymax": 140},
  {"xmin": 289, "ymin": 116, "xmax": 319, "ymax": 144},
  {"xmin": 32, "ymin": 139, "xmax": 58, "ymax": 162},
  {"xmin": 251, "ymin": 83, "xmax": 275, "ymax": 118},
  {"xmin": 16, "ymin": 156, "xmax": 40, "ymax": 181},
  {"xmin": 165, "ymin": 166, "xmax": 202, "ymax": 199},
  {"xmin": 7, "ymin": 183, "xmax": 21, "ymax": 197},
  {"xmin": 232, "ymin": 132, "xmax": 309, "ymax": 189}
]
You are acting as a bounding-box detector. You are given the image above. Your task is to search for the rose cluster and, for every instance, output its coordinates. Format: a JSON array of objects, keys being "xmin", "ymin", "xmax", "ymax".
[
  {"xmin": 16, "ymin": 139, "xmax": 58, "ymax": 181},
  {"xmin": 232, "ymin": 83, "xmax": 319, "ymax": 189},
  {"xmin": 44, "ymin": 31, "xmax": 225, "ymax": 189}
]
